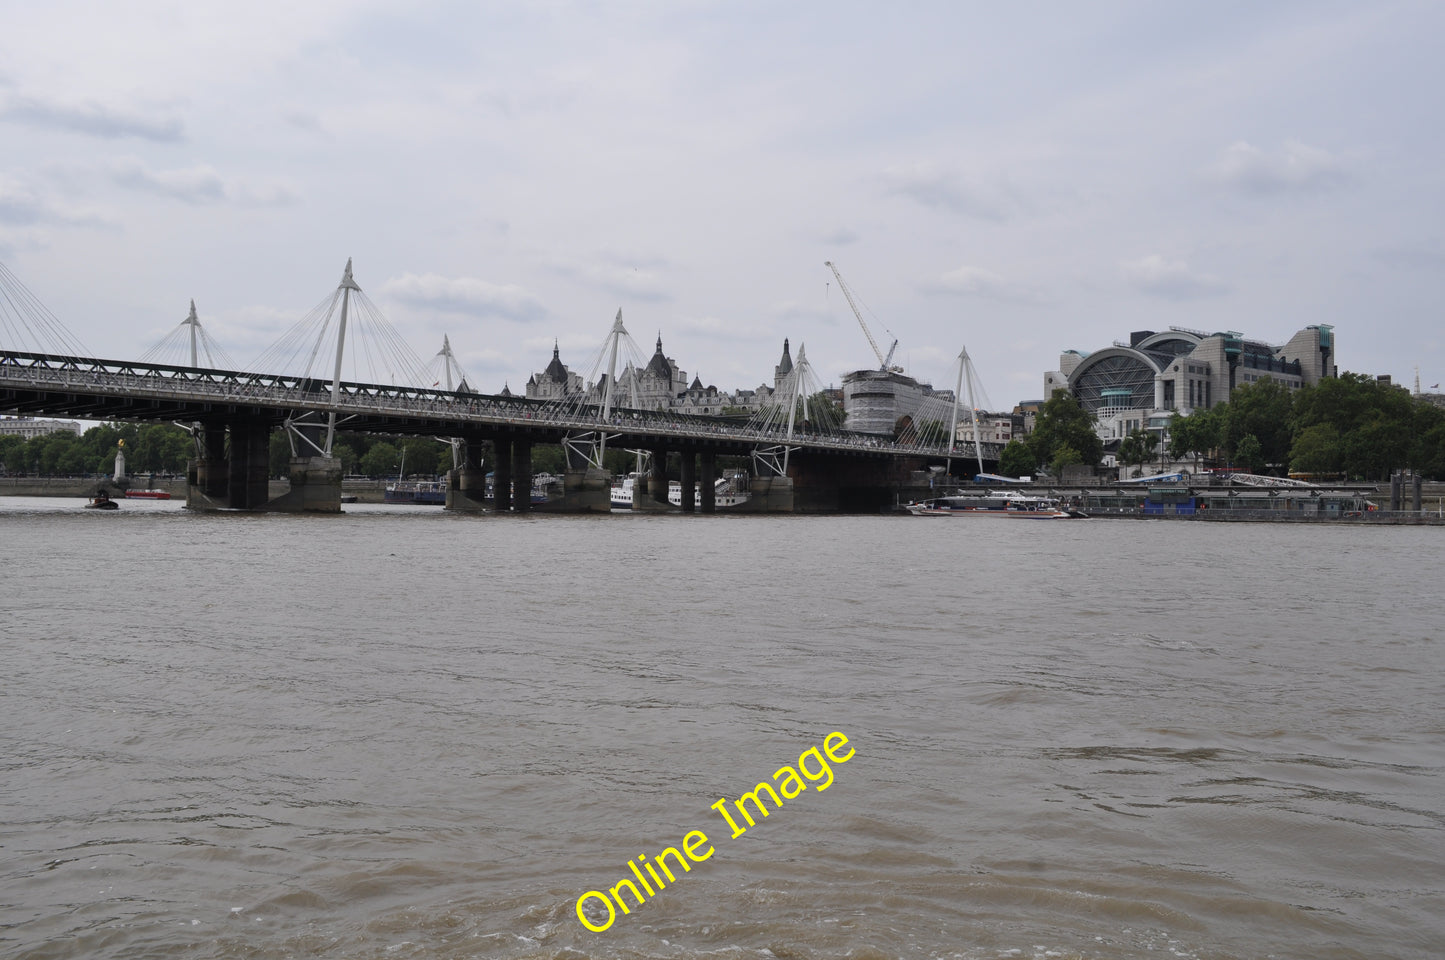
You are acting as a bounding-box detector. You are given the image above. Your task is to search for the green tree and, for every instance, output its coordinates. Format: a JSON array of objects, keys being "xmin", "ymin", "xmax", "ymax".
[
  {"xmin": 333, "ymin": 441, "xmax": 359, "ymax": 474},
  {"xmin": 1050, "ymin": 443, "xmax": 1083, "ymax": 478},
  {"xmin": 1289, "ymin": 424, "xmax": 1342, "ymax": 475},
  {"xmin": 1221, "ymin": 378, "xmax": 1293, "ymax": 470},
  {"xmin": 804, "ymin": 391, "xmax": 845, "ymax": 430},
  {"xmin": 397, "ymin": 438, "xmax": 444, "ymax": 477},
  {"xmin": 1410, "ymin": 420, "xmax": 1445, "ymax": 479},
  {"xmin": 1234, "ymin": 434, "xmax": 1265, "ymax": 474},
  {"xmin": 527, "ymin": 444, "xmax": 567, "ymax": 475},
  {"xmin": 270, "ymin": 430, "xmax": 292, "ymax": 477},
  {"xmin": 1169, "ymin": 407, "xmax": 1221, "ymax": 469},
  {"xmin": 1028, "ymin": 390, "xmax": 1102, "ymax": 470},
  {"xmin": 359, "ymin": 441, "xmax": 401, "ymax": 477},
  {"xmin": 1341, "ymin": 418, "xmax": 1410, "ymax": 481},
  {"xmin": 1118, "ymin": 428, "xmax": 1157, "ymax": 477},
  {"xmin": 0, "ymin": 435, "xmax": 25, "ymax": 474},
  {"xmin": 997, "ymin": 439, "xmax": 1035, "ymax": 478}
]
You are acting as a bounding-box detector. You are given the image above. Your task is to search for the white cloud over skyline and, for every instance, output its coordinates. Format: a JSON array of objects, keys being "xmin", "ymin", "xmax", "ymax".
[{"xmin": 1, "ymin": 0, "xmax": 1441, "ymax": 402}]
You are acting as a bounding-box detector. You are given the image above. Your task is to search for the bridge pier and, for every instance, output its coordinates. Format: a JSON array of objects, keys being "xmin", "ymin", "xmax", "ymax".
[
  {"xmin": 188, "ymin": 424, "xmax": 229, "ymax": 506},
  {"xmin": 699, "ymin": 452, "xmax": 716, "ymax": 514},
  {"xmin": 538, "ymin": 466, "xmax": 612, "ymax": 513},
  {"xmin": 268, "ymin": 456, "xmax": 343, "ymax": 512},
  {"xmin": 633, "ymin": 446, "xmax": 671, "ymax": 511},
  {"xmin": 513, "ymin": 439, "xmax": 532, "ymax": 513},
  {"xmin": 447, "ymin": 437, "xmax": 489, "ymax": 512},
  {"xmin": 679, "ymin": 453, "xmax": 697, "ymax": 513},
  {"xmin": 227, "ymin": 416, "xmax": 270, "ymax": 509},
  {"xmin": 740, "ymin": 475, "xmax": 795, "ymax": 512},
  {"xmin": 493, "ymin": 441, "xmax": 513, "ymax": 512}
]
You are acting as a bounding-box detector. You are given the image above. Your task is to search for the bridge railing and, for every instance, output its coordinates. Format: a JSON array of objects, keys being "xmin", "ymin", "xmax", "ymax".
[{"xmin": 2, "ymin": 349, "xmax": 997, "ymax": 460}]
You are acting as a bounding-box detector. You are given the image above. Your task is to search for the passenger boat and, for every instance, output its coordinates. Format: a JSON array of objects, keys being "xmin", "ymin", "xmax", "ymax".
[
  {"xmin": 668, "ymin": 475, "xmax": 750, "ymax": 508},
  {"xmin": 384, "ymin": 480, "xmax": 447, "ymax": 504},
  {"xmin": 610, "ymin": 473, "xmax": 752, "ymax": 509},
  {"xmin": 905, "ymin": 490, "xmax": 1080, "ymax": 518},
  {"xmin": 124, "ymin": 489, "xmax": 172, "ymax": 500},
  {"xmin": 610, "ymin": 473, "xmax": 640, "ymax": 509}
]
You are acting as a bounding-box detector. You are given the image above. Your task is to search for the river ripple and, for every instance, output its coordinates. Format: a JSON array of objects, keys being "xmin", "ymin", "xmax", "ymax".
[{"xmin": 1, "ymin": 498, "xmax": 1441, "ymax": 959}]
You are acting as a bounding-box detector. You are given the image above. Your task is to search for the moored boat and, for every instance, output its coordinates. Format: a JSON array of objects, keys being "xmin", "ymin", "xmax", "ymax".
[
  {"xmin": 668, "ymin": 475, "xmax": 750, "ymax": 508},
  {"xmin": 905, "ymin": 490, "xmax": 1079, "ymax": 518},
  {"xmin": 124, "ymin": 489, "xmax": 172, "ymax": 500},
  {"xmin": 610, "ymin": 473, "xmax": 641, "ymax": 509},
  {"xmin": 384, "ymin": 480, "xmax": 447, "ymax": 504}
]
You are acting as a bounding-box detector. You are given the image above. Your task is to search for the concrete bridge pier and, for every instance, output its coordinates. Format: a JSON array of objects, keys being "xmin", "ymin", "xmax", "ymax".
[
  {"xmin": 269, "ymin": 455, "xmax": 342, "ymax": 512},
  {"xmin": 187, "ymin": 424, "xmax": 229, "ymax": 507},
  {"xmin": 227, "ymin": 416, "xmax": 273, "ymax": 510},
  {"xmin": 493, "ymin": 440, "xmax": 513, "ymax": 512},
  {"xmin": 187, "ymin": 418, "xmax": 277, "ymax": 510},
  {"xmin": 743, "ymin": 475, "xmax": 795, "ymax": 512},
  {"xmin": 634, "ymin": 446, "xmax": 671, "ymax": 511},
  {"xmin": 699, "ymin": 452, "xmax": 717, "ymax": 514},
  {"xmin": 541, "ymin": 466, "xmax": 612, "ymax": 512},
  {"xmin": 447, "ymin": 437, "xmax": 489, "ymax": 512},
  {"xmin": 512, "ymin": 439, "xmax": 532, "ymax": 513},
  {"xmin": 679, "ymin": 453, "xmax": 697, "ymax": 513}
]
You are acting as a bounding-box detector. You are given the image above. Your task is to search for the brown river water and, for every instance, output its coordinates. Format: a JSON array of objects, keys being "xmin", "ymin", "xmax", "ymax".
[{"xmin": 1, "ymin": 498, "xmax": 1441, "ymax": 959}]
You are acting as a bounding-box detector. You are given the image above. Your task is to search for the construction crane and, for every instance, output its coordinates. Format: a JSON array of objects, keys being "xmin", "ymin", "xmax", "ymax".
[{"xmin": 825, "ymin": 261, "xmax": 902, "ymax": 373}]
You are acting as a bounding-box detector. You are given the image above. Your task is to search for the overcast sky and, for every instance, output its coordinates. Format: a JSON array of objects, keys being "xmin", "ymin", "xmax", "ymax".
[{"xmin": 2, "ymin": 0, "xmax": 1442, "ymax": 406}]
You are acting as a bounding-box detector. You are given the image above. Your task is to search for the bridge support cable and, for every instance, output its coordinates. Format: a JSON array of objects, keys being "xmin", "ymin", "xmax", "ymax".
[
  {"xmin": 747, "ymin": 343, "xmax": 835, "ymax": 475},
  {"xmin": 0, "ymin": 259, "xmax": 92, "ymax": 357},
  {"xmin": 537, "ymin": 308, "xmax": 653, "ymax": 469},
  {"xmin": 944, "ymin": 346, "xmax": 986, "ymax": 480},
  {"xmin": 138, "ymin": 301, "xmax": 237, "ymax": 370},
  {"xmin": 246, "ymin": 259, "xmax": 432, "ymax": 458},
  {"xmin": 425, "ymin": 335, "xmax": 475, "ymax": 471}
]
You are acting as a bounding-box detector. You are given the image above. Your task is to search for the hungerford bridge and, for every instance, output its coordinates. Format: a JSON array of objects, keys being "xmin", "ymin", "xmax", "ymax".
[{"xmin": 0, "ymin": 260, "xmax": 1001, "ymax": 513}]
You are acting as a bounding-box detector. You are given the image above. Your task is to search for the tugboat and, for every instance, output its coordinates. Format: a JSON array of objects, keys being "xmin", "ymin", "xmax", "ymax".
[{"xmin": 85, "ymin": 490, "xmax": 119, "ymax": 510}]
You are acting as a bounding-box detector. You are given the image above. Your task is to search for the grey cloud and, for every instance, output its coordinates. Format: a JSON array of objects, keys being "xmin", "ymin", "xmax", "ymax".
[
  {"xmin": 922, "ymin": 265, "xmax": 1048, "ymax": 303},
  {"xmin": 109, "ymin": 158, "xmax": 298, "ymax": 207},
  {"xmin": 881, "ymin": 164, "xmax": 1019, "ymax": 221},
  {"xmin": 283, "ymin": 110, "xmax": 324, "ymax": 133},
  {"xmin": 549, "ymin": 258, "xmax": 673, "ymax": 303},
  {"xmin": 111, "ymin": 158, "xmax": 225, "ymax": 203},
  {"xmin": 0, "ymin": 183, "xmax": 44, "ymax": 226},
  {"xmin": 0, "ymin": 94, "xmax": 183, "ymax": 142},
  {"xmin": 0, "ymin": 177, "xmax": 112, "ymax": 228},
  {"xmin": 1211, "ymin": 140, "xmax": 1353, "ymax": 195},
  {"xmin": 1121, "ymin": 255, "xmax": 1229, "ymax": 300},
  {"xmin": 380, "ymin": 272, "xmax": 548, "ymax": 323},
  {"xmin": 1371, "ymin": 239, "xmax": 1445, "ymax": 270}
]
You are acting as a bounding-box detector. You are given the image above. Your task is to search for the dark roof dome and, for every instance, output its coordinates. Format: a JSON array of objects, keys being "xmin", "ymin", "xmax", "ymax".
[
  {"xmin": 645, "ymin": 334, "xmax": 673, "ymax": 379},
  {"xmin": 777, "ymin": 338, "xmax": 793, "ymax": 376},
  {"xmin": 544, "ymin": 341, "xmax": 569, "ymax": 382}
]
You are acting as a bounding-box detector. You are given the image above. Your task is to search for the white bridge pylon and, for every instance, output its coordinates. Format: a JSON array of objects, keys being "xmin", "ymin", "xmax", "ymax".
[
  {"xmin": 138, "ymin": 300, "xmax": 237, "ymax": 370},
  {"xmin": 749, "ymin": 342, "xmax": 836, "ymax": 476},
  {"xmin": 250, "ymin": 258, "xmax": 434, "ymax": 459},
  {"xmin": 536, "ymin": 308, "xmax": 654, "ymax": 471}
]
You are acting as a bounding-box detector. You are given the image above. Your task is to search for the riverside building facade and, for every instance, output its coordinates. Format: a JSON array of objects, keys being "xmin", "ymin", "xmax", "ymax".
[
  {"xmin": 524, "ymin": 339, "xmax": 799, "ymax": 416},
  {"xmin": 1042, "ymin": 325, "xmax": 1338, "ymax": 442}
]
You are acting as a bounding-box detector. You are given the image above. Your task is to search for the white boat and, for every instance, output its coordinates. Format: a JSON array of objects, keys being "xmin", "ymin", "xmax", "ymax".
[
  {"xmin": 610, "ymin": 473, "xmax": 751, "ymax": 509},
  {"xmin": 610, "ymin": 472, "xmax": 643, "ymax": 509},
  {"xmin": 668, "ymin": 475, "xmax": 750, "ymax": 508},
  {"xmin": 905, "ymin": 490, "xmax": 1080, "ymax": 518}
]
